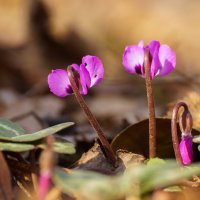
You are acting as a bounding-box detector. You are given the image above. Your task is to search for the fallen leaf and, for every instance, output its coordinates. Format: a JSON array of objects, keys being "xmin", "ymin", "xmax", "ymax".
[
  {"xmin": 73, "ymin": 142, "xmax": 144, "ymax": 175},
  {"xmin": 111, "ymin": 118, "xmax": 200, "ymax": 160}
]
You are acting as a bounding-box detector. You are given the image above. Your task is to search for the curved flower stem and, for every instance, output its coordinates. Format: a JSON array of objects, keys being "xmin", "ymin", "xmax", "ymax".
[
  {"xmin": 67, "ymin": 66, "xmax": 117, "ymax": 167},
  {"xmin": 171, "ymin": 102, "xmax": 192, "ymax": 166},
  {"xmin": 144, "ymin": 49, "xmax": 156, "ymax": 158}
]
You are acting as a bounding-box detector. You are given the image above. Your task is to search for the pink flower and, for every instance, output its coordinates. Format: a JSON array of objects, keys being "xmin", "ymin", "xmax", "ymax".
[
  {"xmin": 38, "ymin": 171, "xmax": 51, "ymax": 200},
  {"xmin": 48, "ymin": 55, "xmax": 104, "ymax": 97},
  {"xmin": 179, "ymin": 134, "xmax": 193, "ymax": 165},
  {"xmin": 122, "ymin": 40, "xmax": 176, "ymax": 79}
]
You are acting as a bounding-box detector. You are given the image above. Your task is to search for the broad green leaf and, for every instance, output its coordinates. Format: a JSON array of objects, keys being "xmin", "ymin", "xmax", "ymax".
[
  {"xmin": 53, "ymin": 168, "xmax": 124, "ymax": 200},
  {"xmin": 53, "ymin": 161, "xmax": 200, "ymax": 199},
  {"xmin": 125, "ymin": 161, "xmax": 200, "ymax": 196},
  {"xmin": 0, "ymin": 119, "xmax": 25, "ymax": 138},
  {"xmin": 0, "ymin": 122, "xmax": 74, "ymax": 142},
  {"xmin": 0, "ymin": 142, "xmax": 34, "ymax": 152},
  {"xmin": 37, "ymin": 138, "xmax": 76, "ymax": 154},
  {"xmin": 0, "ymin": 138, "xmax": 75, "ymax": 154}
]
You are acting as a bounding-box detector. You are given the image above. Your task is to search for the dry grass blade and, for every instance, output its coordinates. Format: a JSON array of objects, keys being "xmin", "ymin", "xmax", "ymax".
[{"xmin": 45, "ymin": 187, "xmax": 62, "ymax": 200}]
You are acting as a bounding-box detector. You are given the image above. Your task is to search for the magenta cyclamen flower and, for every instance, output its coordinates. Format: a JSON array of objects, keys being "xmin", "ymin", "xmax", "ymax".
[
  {"xmin": 38, "ymin": 171, "xmax": 51, "ymax": 200},
  {"xmin": 122, "ymin": 40, "xmax": 176, "ymax": 79},
  {"xmin": 179, "ymin": 134, "xmax": 193, "ymax": 165},
  {"xmin": 48, "ymin": 55, "xmax": 104, "ymax": 97}
]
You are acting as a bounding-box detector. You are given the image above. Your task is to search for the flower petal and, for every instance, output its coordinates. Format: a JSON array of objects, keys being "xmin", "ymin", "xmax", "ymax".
[
  {"xmin": 82, "ymin": 55, "xmax": 104, "ymax": 87},
  {"xmin": 48, "ymin": 69, "xmax": 72, "ymax": 97},
  {"xmin": 38, "ymin": 173, "xmax": 51, "ymax": 200},
  {"xmin": 158, "ymin": 44, "xmax": 176, "ymax": 76},
  {"xmin": 179, "ymin": 135, "xmax": 193, "ymax": 165},
  {"xmin": 147, "ymin": 40, "xmax": 160, "ymax": 79},
  {"xmin": 79, "ymin": 64, "xmax": 91, "ymax": 95},
  {"xmin": 122, "ymin": 45, "xmax": 144, "ymax": 75},
  {"xmin": 138, "ymin": 40, "xmax": 144, "ymax": 48},
  {"xmin": 71, "ymin": 64, "xmax": 80, "ymax": 72},
  {"xmin": 148, "ymin": 40, "xmax": 160, "ymax": 56}
]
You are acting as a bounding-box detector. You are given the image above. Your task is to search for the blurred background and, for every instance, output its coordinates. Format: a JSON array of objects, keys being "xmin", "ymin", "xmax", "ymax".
[{"xmin": 0, "ymin": 0, "xmax": 200, "ymax": 137}]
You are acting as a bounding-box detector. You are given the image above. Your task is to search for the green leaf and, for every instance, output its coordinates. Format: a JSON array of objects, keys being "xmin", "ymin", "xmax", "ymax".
[
  {"xmin": 53, "ymin": 168, "xmax": 124, "ymax": 200},
  {"xmin": 145, "ymin": 158, "xmax": 166, "ymax": 166},
  {"xmin": 0, "ymin": 119, "xmax": 25, "ymax": 138},
  {"xmin": 0, "ymin": 142, "xmax": 34, "ymax": 152},
  {"xmin": 53, "ymin": 161, "xmax": 200, "ymax": 199},
  {"xmin": 37, "ymin": 138, "xmax": 76, "ymax": 154},
  {"xmin": 163, "ymin": 186, "xmax": 182, "ymax": 192},
  {"xmin": 0, "ymin": 122, "xmax": 74, "ymax": 142},
  {"xmin": 0, "ymin": 138, "xmax": 75, "ymax": 154},
  {"xmin": 132, "ymin": 162, "xmax": 200, "ymax": 195}
]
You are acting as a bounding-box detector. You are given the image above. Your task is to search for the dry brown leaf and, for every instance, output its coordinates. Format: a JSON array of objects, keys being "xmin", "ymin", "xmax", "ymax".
[
  {"xmin": 73, "ymin": 142, "xmax": 144, "ymax": 175},
  {"xmin": 111, "ymin": 118, "xmax": 200, "ymax": 160}
]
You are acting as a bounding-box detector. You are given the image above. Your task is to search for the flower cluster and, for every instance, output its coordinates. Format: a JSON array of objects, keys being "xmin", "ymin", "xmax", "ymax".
[
  {"xmin": 48, "ymin": 40, "xmax": 176, "ymax": 96},
  {"xmin": 48, "ymin": 40, "xmax": 195, "ymax": 166},
  {"xmin": 122, "ymin": 40, "xmax": 176, "ymax": 79},
  {"xmin": 48, "ymin": 55, "xmax": 104, "ymax": 97}
]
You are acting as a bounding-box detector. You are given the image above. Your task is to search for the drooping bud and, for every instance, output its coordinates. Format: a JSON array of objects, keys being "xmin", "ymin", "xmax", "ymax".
[
  {"xmin": 179, "ymin": 110, "xmax": 193, "ymax": 165},
  {"xmin": 171, "ymin": 102, "xmax": 194, "ymax": 166},
  {"xmin": 179, "ymin": 134, "xmax": 193, "ymax": 165}
]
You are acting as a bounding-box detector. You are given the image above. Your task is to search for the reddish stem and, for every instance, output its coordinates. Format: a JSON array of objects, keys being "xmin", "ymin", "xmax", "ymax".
[
  {"xmin": 67, "ymin": 66, "xmax": 117, "ymax": 167},
  {"xmin": 144, "ymin": 49, "xmax": 156, "ymax": 158},
  {"xmin": 171, "ymin": 102, "xmax": 192, "ymax": 166}
]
